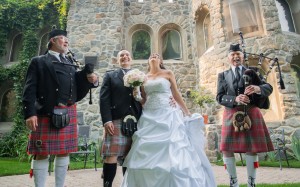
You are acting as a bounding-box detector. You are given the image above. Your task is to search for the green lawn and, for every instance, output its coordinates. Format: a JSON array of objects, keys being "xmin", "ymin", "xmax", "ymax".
[
  {"xmin": 0, "ymin": 157, "xmax": 102, "ymax": 177},
  {"xmin": 218, "ymin": 184, "xmax": 300, "ymax": 187},
  {"xmin": 213, "ymin": 159, "xmax": 300, "ymax": 168}
]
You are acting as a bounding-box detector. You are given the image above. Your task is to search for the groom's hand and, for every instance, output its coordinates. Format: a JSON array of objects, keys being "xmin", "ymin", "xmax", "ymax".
[
  {"xmin": 169, "ymin": 96, "xmax": 177, "ymax": 108},
  {"xmin": 104, "ymin": 122, "xmax": 114, "ymax": 135}
]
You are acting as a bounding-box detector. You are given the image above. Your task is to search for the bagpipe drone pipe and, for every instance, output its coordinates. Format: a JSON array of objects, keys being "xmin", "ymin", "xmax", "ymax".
[{"xmin": 238, "ymin": 31, "xmax": 285, "ymax": 90}]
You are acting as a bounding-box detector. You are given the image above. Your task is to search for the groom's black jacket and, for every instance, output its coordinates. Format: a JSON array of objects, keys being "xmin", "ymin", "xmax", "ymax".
[{"xmin": 100, "ymin": 68, "xmax": 142, "ymax": 125}]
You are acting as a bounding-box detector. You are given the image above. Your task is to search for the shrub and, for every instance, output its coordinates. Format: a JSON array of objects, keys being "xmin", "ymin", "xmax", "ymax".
[
  {"xmin": 189, "ymin": 87, "xmax": 215, "ymax": 114},
  {"xmin": 267, "ymin": 151, "xmax": 277, "ymax": 162},
  {"xmin": 291, "ymin": 136, "xmax": 300, "ymax": 161}
]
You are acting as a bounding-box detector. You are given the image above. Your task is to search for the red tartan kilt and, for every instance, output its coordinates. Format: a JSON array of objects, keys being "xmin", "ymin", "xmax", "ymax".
[
  {"xmin": 101, "ymin": 119, "xmax": 132, "ymax": 157},
  {"xmin": 27, "ymin": 105, "xmax": 78, "ymax": 155},
  {"xmin": 220, "ymin": 106, "xmax": 274, "ymax": 153}
]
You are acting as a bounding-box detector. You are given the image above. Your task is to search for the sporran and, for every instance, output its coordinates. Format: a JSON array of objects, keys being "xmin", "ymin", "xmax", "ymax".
[
  {"xmin": 121, "ymin": 115, "xmax": 137, "ymax": 137},
  {"xmin": 232, "ymin": 111, "xmax": 252, "ymax": 132},
  {"xmin": 51, "ymin": 108, "xmax": 70, "ymax": 129}
]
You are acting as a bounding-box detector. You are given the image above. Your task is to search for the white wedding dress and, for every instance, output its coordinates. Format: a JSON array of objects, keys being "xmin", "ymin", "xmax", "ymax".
[{"xmin": 121, "ymin": 77, "xmax": 216, "ymax": 187}]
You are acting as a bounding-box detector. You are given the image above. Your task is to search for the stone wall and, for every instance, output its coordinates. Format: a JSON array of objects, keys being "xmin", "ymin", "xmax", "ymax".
[{"xmin": 67, "ymin": 0, "xmax": 125, "ymax": 140}]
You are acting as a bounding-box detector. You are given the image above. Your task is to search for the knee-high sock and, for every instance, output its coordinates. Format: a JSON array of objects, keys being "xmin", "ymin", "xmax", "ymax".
[
  {"xmin": 54, "ymin": 156, "xmax": 69, "ymax": 187},
  {"xmin": 103, "ymin": 163, "xmax": 117, "ymax": 187},
  {"xmin": 32, "ymin": 158, "xmax": 49, "ymax": 187},
  {"xmin": 223, "ymin": 157, "xmax": 239, "ymax": 187},
  {"xmin": 246, "ymin": 155, "xmax": 259, "ymax": 187}
]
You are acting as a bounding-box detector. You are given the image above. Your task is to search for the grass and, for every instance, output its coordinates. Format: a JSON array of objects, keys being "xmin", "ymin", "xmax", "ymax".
[
  {"xmin": 218, "ymin": 184, "xmax": 300, "ymax": 187},
  {"xmin": 214, "ymin": 159, "xmax": 300, "ymax": 187},
  {"xmin": 0, "ymin": 157, "xmax": 102, "ymax": 177},
  {"xmin": 213, "ymin": 159, "xmax": 300, "ymax": 168}
]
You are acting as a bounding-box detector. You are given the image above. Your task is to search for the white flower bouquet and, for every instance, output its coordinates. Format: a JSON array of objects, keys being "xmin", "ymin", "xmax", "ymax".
[
  {"xmin": 123, "ymin": 69, "xmax": 146, "ymax": 87},
  {"xmin": 123, "ymin": 69, "xmax": 146, "ymax": 102}
]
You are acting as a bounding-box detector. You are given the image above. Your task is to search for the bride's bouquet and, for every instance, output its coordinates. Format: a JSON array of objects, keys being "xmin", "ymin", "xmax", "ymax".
[
  {"xmin": 123, "ymin": 69, "xmax": 146, "ymax": 87},
  {"xmin": 123, "ymin": 69, "xmax": 146, "ymax": 101}
]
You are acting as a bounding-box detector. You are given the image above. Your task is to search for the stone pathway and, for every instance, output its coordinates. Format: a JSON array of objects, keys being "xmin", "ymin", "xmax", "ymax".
[{"xmin": 0, "ymin": 165, "xmax": 300, "ymax": 187}]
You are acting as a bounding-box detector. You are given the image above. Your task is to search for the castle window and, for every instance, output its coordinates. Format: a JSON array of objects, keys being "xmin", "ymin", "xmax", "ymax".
[
  {"xmin": 195, "ymin": 5, "xmax": 213, "ymax": 56},
  {"xmin": 292, "ymin": 65, "xmax": 300, "ymax": 98},
  {"xmin": 275, "ymin": 0, "xmax": 300, "ymax": 34},
  {"xmin": 291, "ymin": 55, "xmax": 300, "ymax": 98},
  {"xmin": 162, "ymin": 30, "xmax": 182, "ymax": 60},
  {"xmin": 127, "ymin": 24, "xmax": 153, "ymax": 60},
  {"xmin": 223, "ymin": 0, "xmax": 264, "ymax": 40},
  {"xmin": 39, "ymin": 32, "xmax": 49, "ymax": 55},
  {"xmin": 9, "ymin": 33, "xmax": 23, "ymax": 62},
  {"xmin": 132, "ymin": 30, "xmax": 151, "ymax": 60}
]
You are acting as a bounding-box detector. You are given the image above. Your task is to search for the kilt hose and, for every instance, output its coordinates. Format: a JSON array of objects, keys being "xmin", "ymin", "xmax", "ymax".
[
  {"xmin": 220, "ymin": 106, "xmax": 274, "ymax": 153},
  {"xmin": 27, "ymin": 105, "xmax": 78, "ymax": 155},
  {"xmin": 101, "ymin": 119, "xmax": 132, "ymax": 158}
]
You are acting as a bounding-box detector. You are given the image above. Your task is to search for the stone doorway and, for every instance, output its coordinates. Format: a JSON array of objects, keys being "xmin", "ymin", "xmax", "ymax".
[{"xmin": 0, "ymin": 81, "xmax": 15, "ymax": 136}]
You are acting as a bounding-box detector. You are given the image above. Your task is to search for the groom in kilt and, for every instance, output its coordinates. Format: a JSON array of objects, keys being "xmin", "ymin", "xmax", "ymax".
[
  {"xmin": 216, "ymin": 43, "xmax": 274, "ymax": 187},
  {"xmin": 100, "ymin": 50, "xmax": 142, "ymax": 187}
]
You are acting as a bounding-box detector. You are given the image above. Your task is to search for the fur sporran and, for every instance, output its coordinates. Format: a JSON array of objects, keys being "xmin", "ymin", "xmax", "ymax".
[
  {"xmin": 232, "ymin": 111, "xmax": 252, "ymax": 132},
  {"xmin": 51, "ymin": 108, "xmax": 70, "ymax": 129},
  {"xmin": 121, "ymin": 115, "xmax": 137, "ymax": 137}
]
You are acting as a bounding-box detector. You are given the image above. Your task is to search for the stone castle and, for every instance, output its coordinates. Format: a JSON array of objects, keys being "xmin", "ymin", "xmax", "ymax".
[{"xmin": 1, "ymin": 0, "xmax": 300, "ymax": 160}]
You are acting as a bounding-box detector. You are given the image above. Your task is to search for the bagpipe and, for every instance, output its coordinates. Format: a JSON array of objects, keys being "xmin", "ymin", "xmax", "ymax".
[{"xmin": 239, "ymin": 31, "xmax": 285, "ymax": 90}]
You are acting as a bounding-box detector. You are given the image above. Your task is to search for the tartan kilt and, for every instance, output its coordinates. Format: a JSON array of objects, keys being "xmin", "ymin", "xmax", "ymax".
[
  {"xmin": 27, "ymin": 105, "xmax": 78, "ymax": 155},
  {"xmin": 101, "ymin": 119, "xmax": 132, "ymax": 158},
  {"xmin": 220, "ymin": 106, "xmax": 274, "ymax": 153}
]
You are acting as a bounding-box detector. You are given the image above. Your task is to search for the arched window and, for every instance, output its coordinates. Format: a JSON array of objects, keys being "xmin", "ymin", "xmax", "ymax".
[
  {"xmin": 291, "ymin": 65, "xmax": 300, "ymax": 97},
  {"xmin": 223, "ymin": 0, "xmax": 263, "ymax": 40},
  {"xmin": 39, "ymin": 33, "xmax": 49, "ymax": 55},
  {"xmin": 291, "ymin": 55, "xmax": 300, "ymax": 98},
  {"xmin": 162, "ymin": 30, "xmax": 182, "ymax": 60},
  {"xmin": 9, "ymin": 34, "xmax": 23, "ymax": 62},
  {"xmin": 275, "ymin": 0, "xmax": 300, "ymax": 34},
  {"xmin": 0, "ymin": 89, "xmax": 16, "ymax": 122},
  {"xmin": 195, "ymin": 5, "xmax": 213, "ymax": 56},
  {"xmin": 132, "ymin": 30, "xmax": 151, "ymax": 60}
]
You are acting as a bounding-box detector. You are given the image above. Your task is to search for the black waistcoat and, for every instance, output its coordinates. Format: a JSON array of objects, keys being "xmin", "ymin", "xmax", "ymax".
[{"xmin": 53, "ymin": 61, "xmax": 77, "ymax": 105}]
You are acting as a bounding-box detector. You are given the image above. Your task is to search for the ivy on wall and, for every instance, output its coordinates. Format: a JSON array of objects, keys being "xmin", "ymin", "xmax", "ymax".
[{"xmin": 0, "ymin": 0, "xmax": 70, "ymax": 159}]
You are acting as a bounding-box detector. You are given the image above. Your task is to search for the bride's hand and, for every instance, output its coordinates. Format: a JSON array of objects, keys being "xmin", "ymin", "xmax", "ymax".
[
  {"xmin": 133, "ymin": 87, "xmax": 143, "ymax": 102},
  {"xmin": 133, "ymin": 87, "xmax": 139, "ymax": 97},
  {"xmin": 183, "ymin": 110, "xmax": 191, "ymax": 117}
]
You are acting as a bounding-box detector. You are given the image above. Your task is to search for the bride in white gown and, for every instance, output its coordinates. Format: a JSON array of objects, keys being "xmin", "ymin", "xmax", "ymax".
[{"xmin": 121, "ymin": 53, "xmax": 216, "ymax": 187}]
